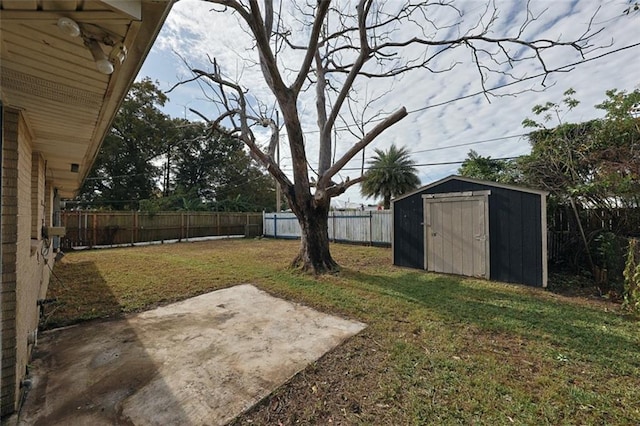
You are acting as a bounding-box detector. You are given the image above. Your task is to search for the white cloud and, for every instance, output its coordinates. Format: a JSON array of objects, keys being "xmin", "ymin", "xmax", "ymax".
[{"xmin": 138, "ymin": 0, "xmax": 640, "ymax": 205}]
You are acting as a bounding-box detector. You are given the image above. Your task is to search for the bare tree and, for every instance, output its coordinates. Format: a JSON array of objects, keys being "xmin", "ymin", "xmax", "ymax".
[{"xmin": 182, "ymin": 0, "xmax": 600, "ymax": 273}]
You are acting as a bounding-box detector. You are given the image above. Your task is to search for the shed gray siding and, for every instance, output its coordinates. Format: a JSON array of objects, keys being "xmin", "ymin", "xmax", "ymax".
[{"xmin": 393, "ymin": 176, "xmax": 546, "ymax": 287}]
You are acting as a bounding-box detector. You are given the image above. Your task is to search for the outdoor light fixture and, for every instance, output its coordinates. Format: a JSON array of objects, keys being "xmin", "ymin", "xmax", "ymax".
[
  {"xmin": 108, "ymin": 41, "xmax": 128, "ymax": 65},
  {"xmin": 70, "ymin": 163, "xmax": 79, "ymax": 173},
  {"xmin": 56, "ymin": 16, "xmax": 126, "ymax": 75},
  {"xmin": 57, "ymin": 17, "xmax": 81, "ymax": 37},
  {"xmin": 86, "ymin": 38, "xmax": 114, "ymax": 75}
]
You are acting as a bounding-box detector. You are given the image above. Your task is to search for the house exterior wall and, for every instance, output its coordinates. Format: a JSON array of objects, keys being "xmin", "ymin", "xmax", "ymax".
[
  {"xmin": 393, "ymin": 177, "xmax": 546, "ymax": 287},
  {"xmin": 1, "ymin": 108, "xmax": 54, "ymax": 416},
  {"xmin": 1, "ymin": 107, "xmax": 19, "ymax": 416}
]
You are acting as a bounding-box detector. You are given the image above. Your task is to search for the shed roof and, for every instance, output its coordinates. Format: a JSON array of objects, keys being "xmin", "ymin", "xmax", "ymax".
[
  {"xmin": 0, "ymin": 0, "xmax": 175, "ymax": 197},
  {"xmin": 391, "ymin": 175, "xmax": 549, "ymax": 204}
]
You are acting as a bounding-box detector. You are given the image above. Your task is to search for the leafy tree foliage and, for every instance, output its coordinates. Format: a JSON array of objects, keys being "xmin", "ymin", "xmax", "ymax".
[
  {"xmin": 77, "ymin": 79, "xmax": 276, "ymax": 212},
  {"xmin": 520, "ymin": 88, "xmax": 640, "ymax": 286},
  {"xmin": 520, "ymin": 88, "xmax": 640, "ymax": 212},
  {"xmin": 78, "ymin": 78, "xmax": 171, "ymax": 209},
  {"xmin": 458, "ymin": 150, "xmax": 518, "ymax": 183},
  {"xmin": 139, "ymin": 187, "xmax": 206, "ymax": 212},
  {"xmin": 360, "ymin": 144, "xmax": 420, "ymax": 209},
  {"xmin": 170, "ymin": 120, "xmax": 276, "ymax": 211}
]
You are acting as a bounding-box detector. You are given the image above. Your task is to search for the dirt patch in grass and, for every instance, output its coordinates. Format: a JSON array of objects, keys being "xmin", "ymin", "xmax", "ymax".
[{"xmin": 47, "ymin": 238, "xmax": 640, "ymax": 425}]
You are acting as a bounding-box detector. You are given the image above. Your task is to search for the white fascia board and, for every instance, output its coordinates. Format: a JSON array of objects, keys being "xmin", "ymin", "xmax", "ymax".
[{"xmin": 100, "ymin": 0, "xmax": 142, "ymax": 20}]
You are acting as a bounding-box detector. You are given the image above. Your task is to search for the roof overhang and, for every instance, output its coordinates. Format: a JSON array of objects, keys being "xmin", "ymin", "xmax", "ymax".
[
  {"xmin": 0, "ymin": 0, "xmax": 175, "ymax": 198},
  {"xmin": 391, "ymin": 175, "xmax": 549, "ymax": 205}
]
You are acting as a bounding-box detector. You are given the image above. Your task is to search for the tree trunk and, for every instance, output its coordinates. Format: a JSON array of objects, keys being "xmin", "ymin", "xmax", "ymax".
[
  {"xmin": 569, "ymin": 196, "xmax": 596, "ymax": 278},
  {"xmin": 291, "ymin": 200, "xmax": 338, "ymax": 274},
  {"xmin": 383, "ymin": 193, "xmax": 391, "ymax": 210}
]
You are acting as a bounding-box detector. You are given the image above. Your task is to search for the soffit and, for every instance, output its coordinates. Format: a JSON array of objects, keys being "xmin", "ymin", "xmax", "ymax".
[{"xmin": 0, "ymin": 0, "xmax": 173, "ymax": 197}]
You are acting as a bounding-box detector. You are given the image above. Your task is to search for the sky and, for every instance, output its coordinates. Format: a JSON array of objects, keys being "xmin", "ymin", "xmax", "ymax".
[{"xmin": 137, "ymin": 0, "xmax": 640, "ymax": 208}]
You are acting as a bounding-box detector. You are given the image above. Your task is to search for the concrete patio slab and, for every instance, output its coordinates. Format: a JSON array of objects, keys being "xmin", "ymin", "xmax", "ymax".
[{"xmin": 15, "ymin": 284, "xmax": 366, "ymax": 425}]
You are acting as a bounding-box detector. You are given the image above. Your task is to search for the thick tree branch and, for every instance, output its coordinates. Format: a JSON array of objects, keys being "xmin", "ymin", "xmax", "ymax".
[
  {"xmin": 322, "ymin": 0, "xmax": 372, "ymax": 154},
  {"xmin": 291, "ymin": 0, "xmax": 332, "ymax": 95},
  {"xmin": 318, "ymin": 107, "xmax": 408, "ymax": 189},
  {"xmin": 325, "ymin": 175, "xmax": 365, "ymax": 198},
  {"xmin": 187, "ymin": 65, "xmax": 293, "ymax": 193},
  {"xmin": 264, "ymin": 0, "xmax": 273, "ymax": 39}
]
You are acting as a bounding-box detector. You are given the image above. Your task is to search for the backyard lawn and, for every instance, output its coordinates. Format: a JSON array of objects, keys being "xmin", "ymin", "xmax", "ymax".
[{"xmin": 47, "ymin": 238, "xmax": 639, "ymax": 425}]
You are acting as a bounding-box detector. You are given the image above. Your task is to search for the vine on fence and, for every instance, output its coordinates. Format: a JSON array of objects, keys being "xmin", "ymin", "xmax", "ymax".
[{"xmin": 623, "ymin": 238, "xmax": 640, "ymax": 313}]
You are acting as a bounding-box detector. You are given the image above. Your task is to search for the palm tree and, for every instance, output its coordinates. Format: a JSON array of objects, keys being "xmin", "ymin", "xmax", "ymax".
[{"xmin": 360, "ymin": 144, "xmax": 421, "ymax": 209}]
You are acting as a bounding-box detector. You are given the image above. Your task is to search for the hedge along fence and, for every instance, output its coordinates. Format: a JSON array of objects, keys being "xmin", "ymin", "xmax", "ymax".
[
  {"xmin": 263, "ymin": 210, "xmax": 392, "ymax": 246},
  {"xmin": 61, "ymin": 211, "xmax": 263, "ymax": 249},
  {"xmin": 623, "ymin": 238, "xmax": 640, "ymax": 312}
]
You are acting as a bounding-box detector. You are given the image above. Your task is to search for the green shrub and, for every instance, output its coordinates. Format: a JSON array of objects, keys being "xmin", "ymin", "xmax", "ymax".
[
  {"xmin": 591, "ymin": 231, "xmax": 627, "ymax": 293},
  {"xmin": 623, "ymin": 238, "xmax": 640, "ymax": 312}
]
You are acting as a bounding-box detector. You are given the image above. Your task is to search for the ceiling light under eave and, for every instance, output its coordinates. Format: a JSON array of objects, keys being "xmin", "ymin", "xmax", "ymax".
[
  {"xmin": 108, "ymin": 41, "xmax": 128, "ymax": 65},
  {"xmin": 57, "ymin": 17, "xmax": 81, "ymax": 37},
  {"xmin": 86, "ymin": 39, "xmax": 114, "ymax": 75}
]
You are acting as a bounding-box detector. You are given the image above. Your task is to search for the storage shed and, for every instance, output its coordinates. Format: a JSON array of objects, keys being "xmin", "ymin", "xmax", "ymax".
[{"xmin": 392, "ymin": 175, "xmax": 548, "ymax": 287}]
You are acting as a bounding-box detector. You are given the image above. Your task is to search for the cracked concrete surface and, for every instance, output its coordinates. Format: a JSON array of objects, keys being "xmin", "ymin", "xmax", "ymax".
[{"xmin": 15, "ymin": 284, "xmax": 366, "ymax": 425}]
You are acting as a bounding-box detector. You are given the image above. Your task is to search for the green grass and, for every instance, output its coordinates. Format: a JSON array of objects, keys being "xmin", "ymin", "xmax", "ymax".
[{"xmin": 47, "ymin": 238, "xmax": 640, "ymax": 425}]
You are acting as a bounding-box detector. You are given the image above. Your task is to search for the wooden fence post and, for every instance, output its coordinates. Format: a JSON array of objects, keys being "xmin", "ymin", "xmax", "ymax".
[
  {"xmin": 83, "ymin": 211, "xmax": 88, "ymax": 246},
  {"xmin": 180, "ymin": 213, "xmax": 184, "ymax": 241},
  {"xmin": 78, "ymin": 210, "xmax": 82, "ymax": 246},
  {"xmin": 91, "ymin": 212, "xmax": 97, "ymax": 248},
  {"xmin": 369, "ymin": 211, "xmax": 373, "ymax": 245},
  {"xmin": 332, "ymin": 211, "xmax": 336, "ymax": 242}
]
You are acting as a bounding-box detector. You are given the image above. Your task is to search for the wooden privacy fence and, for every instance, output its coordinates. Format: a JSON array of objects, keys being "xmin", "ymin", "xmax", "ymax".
[
  {"xmin": 61, "ymin": 211, "xmax": 263, "ymax": 249},
  {"xmin": 549, "ymin": 206, "xmax": 640, "ymax": 237},
  {"xmin": 546, "ymin": 206, "xmax": 640, "ymax": 262},
  {"xmin": 263, "ymin": 211, "xmax": 392, "ymax": 246}
]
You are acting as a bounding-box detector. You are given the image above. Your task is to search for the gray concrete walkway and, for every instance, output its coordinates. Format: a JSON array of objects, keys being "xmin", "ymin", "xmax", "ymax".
[{"xmin": 15, "ymin": 284, "xmax": 366, "ymax": 425}]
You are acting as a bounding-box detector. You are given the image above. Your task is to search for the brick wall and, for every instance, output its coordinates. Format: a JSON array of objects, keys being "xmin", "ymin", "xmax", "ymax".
[
  {"xmin": 31, "ymin": 153, "xmax": 44, "ymax": 239},
  {"xmin": 1, "ymin": 107, "xmax": 19, "ymax": 416},
  {"xmin": 44, "ymin": 180, "xmax": 53, "ymax": 227},
  {"xmin": 1, "ymin": 109, "xmax": 54, "ymax": 417}
]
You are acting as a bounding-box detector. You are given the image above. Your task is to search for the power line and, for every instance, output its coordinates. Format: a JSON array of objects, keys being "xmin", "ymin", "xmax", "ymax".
[
  {"xmin": 85, "ymin": 172, "xmax": 148, "ymax": 181},
  {"xmin": 271, "ymin": 41, "xmax": 640, "ymax": 141},
  {"xmin": 405, "ymin": 41, "xmax": 640, "ymax": 116},
  {"xmin": 79, "ymin": 42, "xmax": 638, "ymax": 197},
  {"xmin": 410, "ymin": 133, "xmax": 529, "ymax": 154},
  {"xmin": 279, "ymin": 42, "xmax": 640, "ymax": 162},
  {"xmin": 277, "ymin": 156, "xmax": 520, "ymax": 172}
]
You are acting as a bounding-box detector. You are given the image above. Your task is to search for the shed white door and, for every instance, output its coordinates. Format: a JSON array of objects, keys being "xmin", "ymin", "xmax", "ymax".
[{"xmin": 424, "ymin": 192, "xmax": 490, "ymax": 278}]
